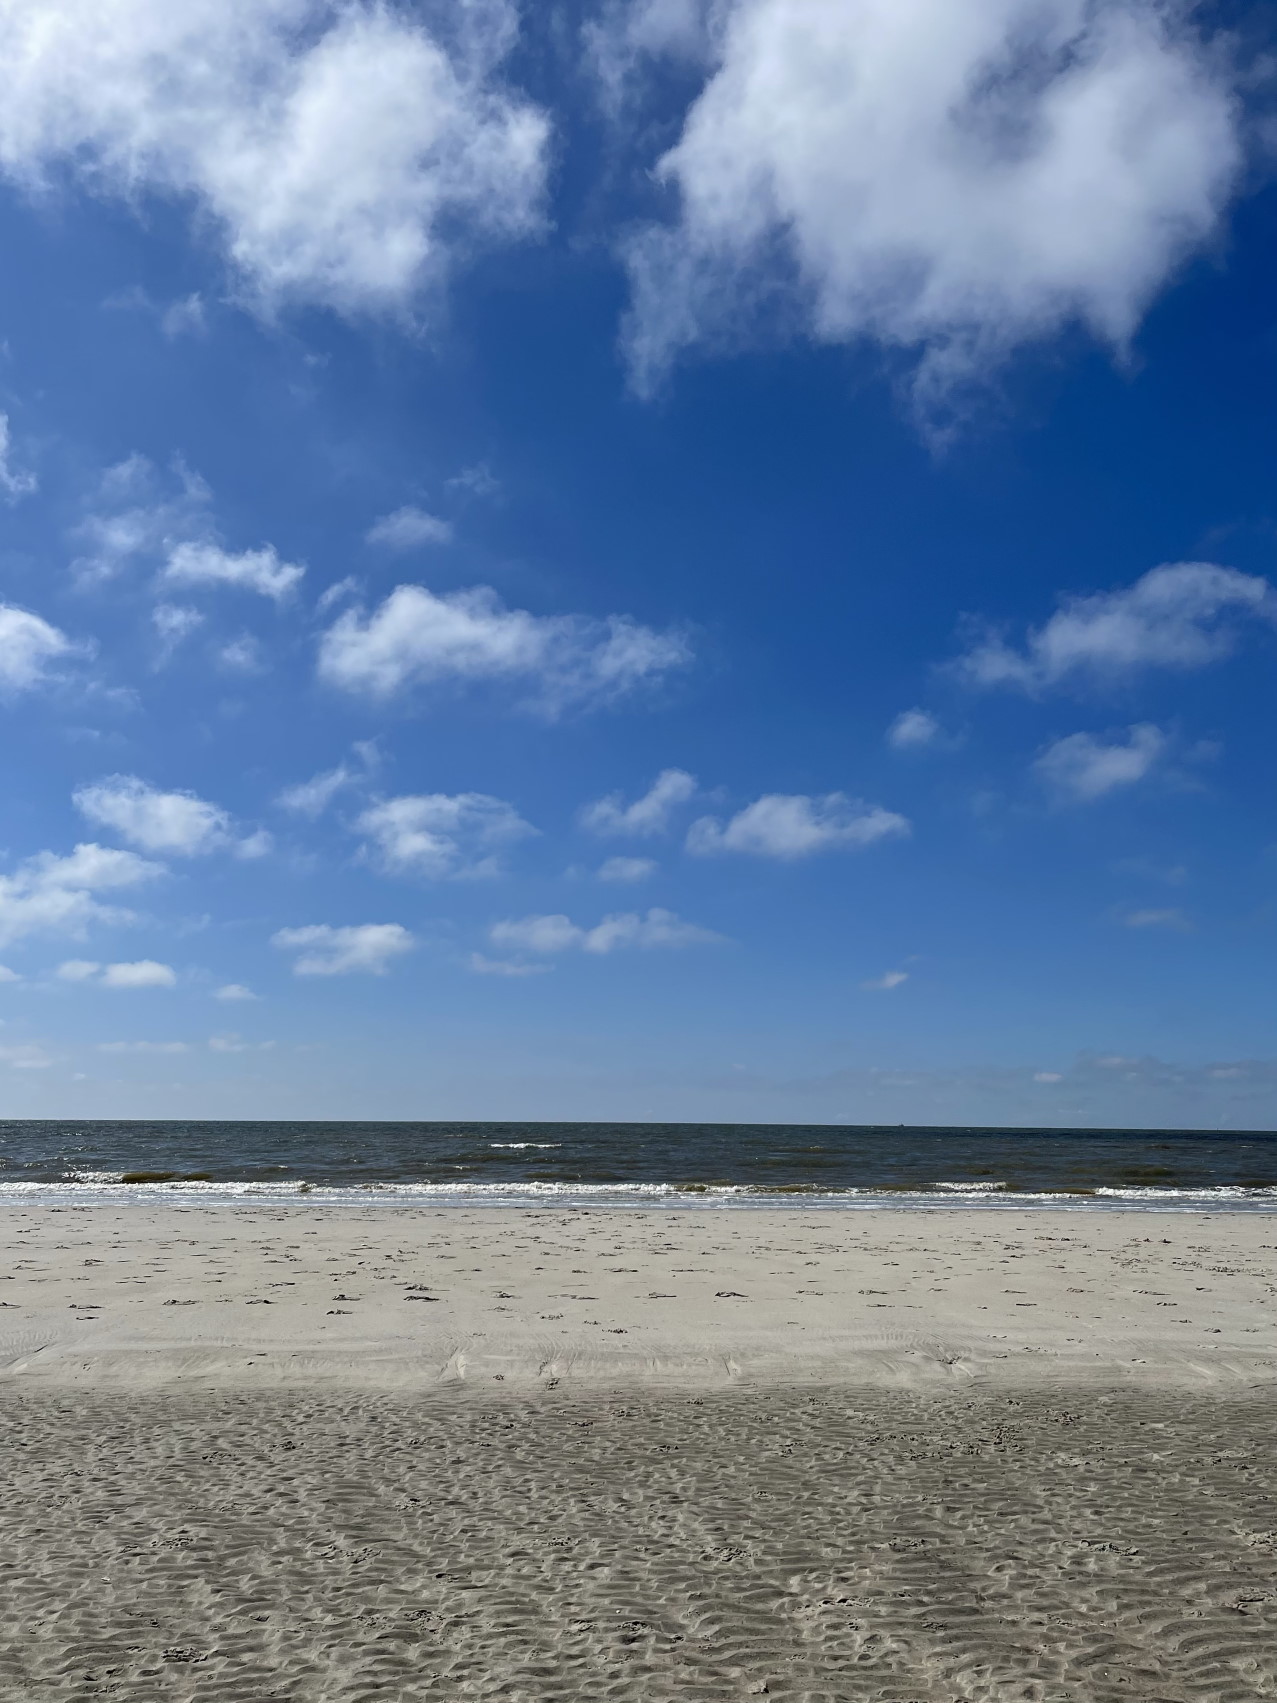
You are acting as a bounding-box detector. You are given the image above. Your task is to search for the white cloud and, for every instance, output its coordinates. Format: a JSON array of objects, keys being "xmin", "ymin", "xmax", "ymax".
[
  {"xmin": 687, "ymin": 793, "xmax": 910, "ymax": 859},
  {"xmin": 887, "ymin": 708, "xmax": 948, "ymax": 750},
  {"xmin": 1033, "ymin": 1071, "xmax": 1063, "ymax": 1084},
  {"xmin": 277, "ymin": 764, "xmax": 354, "ymax": 818},
  {"xmin": 1123, "ymin": 907, "xmax": 1191, "ymax": 931},
  {"xmin": 74, "ymin": 775, "xmax": 232, "ymax": 856},
  {"xmin": 272, "ymin": 922, "xmax": 415, "ymax": 976},
  {"xmin": 0, "ymin": 964, "xmax": 20, "ymax": 983},
  {"xmin": 57, "ymin": 959, "xmax": 101, "ymax": 981},
  {"xmin": 152, "ymin": 603, "xmax": 204, "ymax": 664},
  {"xmin": 217, "ymin": 634, "xmax": 266, "ymax": 674},
  {"xmin": 469, "ymin": 952, "xmax": 552, "ymax": 977},
  {"xmin": 162, "ymin": 541, "xmax": 304, "ymax": 602},
  {"xmin": 214, "ymin": 983, "xmax": 258, "ymax": 1002},
  {"xmin": 0, "ymin": 0, "xmax": 549, "ymax": 318},
  {"xmin": 0, "ymin": 1042, "xmax": 52, "ymax": 1069},
  {"xmin": 598, "ymin": 856, "xmax": 657, "ymax": 883},
  {"xmin": 1034, "ymin": 723, "xmax": 1165, "ymax": 801},
  {"xmin": 0, "ymin": 603, "xmax": 78, "ymax": 693},
  {"xmin": 60, "ymin": 958, "xmax": 177, "ymax": 988},
  {"xmin": 862, "ymin": 970, "xmax": 908, "ymax": 991},
  {"xmin": 72, "ymin": 455, "xmax": 210, "ymax": 586},
  {"xmin": 580, "ymin": 768, "xmax": 696, "ymax": 836},
  {"xmin": 0, "ymin": 413, "xmax": 36, "ymax": 500},
  {"xmin": 101, "ymin": 960, "xmax": 177, "ymax": 989},
  {"xmin": 317, "ymin": 583, "xmax": 691, "ymax": 714},
  {"xmin": 620, "ymin": 0, "xmax": 1240, "ymax": 425},
  {"xmin": 161, "ymin": 293, "xmax": 206, "ymax": 338},
  {"xmin": 356, "ymin": 792, "xmax": 535, "ymax": 879},
  {"xmin": 98, "ymin": 1039, "xmax": 188, "ymax": 1053},
  {"xmin": 367, "ymin": 506, "xmax": 453, "ymax": 549},
  {"xmin": 0, "ymin": 844, "xmax": 162, "ymax": 949},
  {"xmin": 316, "ymin": 576, "xmax": 360, "ymax": 617},
  {"xmin": 489, "ymin": 907, "xmax": 725, "ymax": 956},
  {"xmin": 955, "ymin": 563, "xmax": 1275, "ymax": 693}
]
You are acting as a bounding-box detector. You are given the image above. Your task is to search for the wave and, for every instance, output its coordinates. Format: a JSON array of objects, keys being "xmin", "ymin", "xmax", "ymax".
[{"xmin": 2, "ymin": 1178, "xmax": 1276, "ymax": 1210}]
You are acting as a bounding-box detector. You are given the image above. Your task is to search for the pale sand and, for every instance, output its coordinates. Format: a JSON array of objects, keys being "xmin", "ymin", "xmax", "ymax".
[
  {"xmin": 2, "ymin": 1204, "xmax": 1276, "ymax": 1388},
  {"xmin": 3, "ymin": 1208, "xmax": 1277, "ymax": 1701}
]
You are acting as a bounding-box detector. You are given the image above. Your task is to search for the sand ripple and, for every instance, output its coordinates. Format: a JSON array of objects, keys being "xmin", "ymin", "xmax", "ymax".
[{"xmin": 1, "ymin": 1386, "xmax": 1275, "ymax": 1701}]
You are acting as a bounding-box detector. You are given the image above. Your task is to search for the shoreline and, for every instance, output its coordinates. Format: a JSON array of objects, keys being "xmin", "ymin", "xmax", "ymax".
[{"xmin": 3, "ymin": 1204, "xmax": 1275, "ymax": 1392}]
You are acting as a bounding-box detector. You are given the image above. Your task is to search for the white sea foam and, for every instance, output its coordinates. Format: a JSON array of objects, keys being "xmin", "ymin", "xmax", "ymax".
[{"xmin": 1, "ymin": 1179, "xmax": 1275, "ymax": 1211}]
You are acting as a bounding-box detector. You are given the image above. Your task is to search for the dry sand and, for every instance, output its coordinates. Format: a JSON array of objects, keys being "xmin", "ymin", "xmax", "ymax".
[
  {"xmin": 2, "ymin": 1203, "xmax": 1276, "ymax": 1389},
  {"xmin": 3, "ymin": 1205, "xmax": 1276, "ymax": 1701}
]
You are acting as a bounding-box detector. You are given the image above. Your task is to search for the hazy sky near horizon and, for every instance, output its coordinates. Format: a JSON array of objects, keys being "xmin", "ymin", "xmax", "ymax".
[{"xmin": 1, "ymin": 0, "xmax": 1276, "ymax": 1127}]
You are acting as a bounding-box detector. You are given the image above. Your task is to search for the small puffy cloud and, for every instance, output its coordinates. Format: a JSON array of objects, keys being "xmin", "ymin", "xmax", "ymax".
[
  {"xmin": 98, "ymin": 1039, "xmax": 188, "ymax": 1054},
  {"xmin": 1123, "ymin": 907, "xmax": 1191, "ymax": 931},
  {"xmin": 317, "ymin": 583, "xmax": 691, "ymax": 715},
  {"xmin": 366, "ymin": 506, "xmax": 453, "ymax": 549},
  {"xmin": 0, "ymin": 1042, "xmax": 52, "ymax": 1069},
  {"xmin": 580, "ymin": 769, "xmax": 696, "ymax": 836},
  {"xmin": 598, "ymin": 856, "xmax": 657, "ymax": 883},
  {"xmin": 57, "ymin": 959, "xmax": 102, "ymax": 981},
  {"xmin": 0, "ymin": 413, "xmax": 36, "ymax": 500},
  {"xmin": 1033, "ymin": 1071, "xmax": 1064, "ymax": 1084},
  {"xmin": 214, "ymin": 983, "xmax": 258, "ymax": 1002},
  {"xmin": 1034, "ymin": 724, "xmax": 1165, "ymax": 802},
  {"xmin": 0, "ymin": 964, "xmax": 20, "ymax": 983},
  {"xmin": 0, "ymin": 843, "xmax": 162, "ymax": 949},
  {"xmin": 356, "ymin": 793, "xmax": 535, "ymax": 879},
  {"xmin": 862, "ymin": 970, "xmax": 908, "ymax": 991},
  {"xmin": 74, "ymin": 775, "xmax": 231, "ymax": 856},
  {"xmin": 887, "ymin": 709, "xmax": 949, "ymax": 751},
  {"xmin": 162, "ymin": 540, "xmax": 304, "ymax": 602},
  {"xmin": 489, "ymin": 907, "xmax": 725, "ymax": 956},
  {"xmin": 0, "ymin": 0, "xmax": 550, "ymax": 319},
  {"xmin": 101, "ymin": 960, "xmax": 177, "ymax": 989},
  {"xmin": 60, "ymin": 959, "xmax": 177, "ymax": 988},
  {"xmin": 955, "ymin": 563, "xmax": 1274, "ymax": 694},
  {"xmin": 620, "ymin": 0, "xmax": 1240, "ymax": 426},
  {"xmin": 0, "ymin": 602, "xmax": 79, "ymax": 694},
  {"xmin": 272, "ymin": 922, "xmax": 415, "ymax": 976},
  {"xmin": 687, "ymin": 793, "xmax": 909, "ymax": 859}
]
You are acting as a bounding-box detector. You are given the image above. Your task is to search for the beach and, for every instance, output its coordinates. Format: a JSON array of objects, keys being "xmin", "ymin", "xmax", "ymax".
[{"xmin": 3, "ymin": 1206, "xmax": 1276, "ymax": 1699}]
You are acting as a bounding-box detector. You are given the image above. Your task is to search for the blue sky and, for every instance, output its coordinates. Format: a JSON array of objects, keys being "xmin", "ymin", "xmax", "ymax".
[{"xmin": 0, "ymin": 0, "xmax": 1275, "ymax": 1126}]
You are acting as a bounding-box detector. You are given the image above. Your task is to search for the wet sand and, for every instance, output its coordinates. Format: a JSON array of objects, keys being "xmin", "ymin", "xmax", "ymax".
[{"xmin": 2, "ymin": 1207, "xmax": 1276, "ymax": 1700}]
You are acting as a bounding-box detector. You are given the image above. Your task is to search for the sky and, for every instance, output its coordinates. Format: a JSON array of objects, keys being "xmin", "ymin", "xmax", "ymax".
[{"xmin": 0, "ymin": 0, "xmax": 1275, "ymax": 1128}]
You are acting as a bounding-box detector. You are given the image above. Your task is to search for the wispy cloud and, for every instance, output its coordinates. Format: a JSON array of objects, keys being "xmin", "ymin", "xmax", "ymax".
[
  {"xmin": 356, "ymin": 793, "xmax": 535, "ymax": 879},
  {"xmin": 366, "ymin": 506, "xmax": 453, "ymax": 549},
  {"xmin": 490, "ymin": 907, "xmax": 725, "ymax": 956},
  {"xmin": 1033, "ymin": 724, "xmax": 1165, "ymax": 802},
  {"xmin": 955, "ymin": 563, "xmax": 1274, "ymax": 693},
  {"xmin": 0, "ymin": 844, "xmax": 163, "ymax": 949},
  {"xmin": 317, "ymin": 584, "xmax": 691, "ymax": 715},
  {"xmin": 0, "ymin": 602, "xmax": 80, "ymax": 694},
  {"xmin": 74, "ymin": 775, "xmax": 266, "ymax": 859},
  {"xmin": 687, "ymin": 793, "xmax": 909, "ymax": 859},
  {"xmin": 272, "ymin": 923, "xmax": 415, "ymax": 976},
  {"xmin": 580, "ymin": 769, "xmax": 696, "ymax": 836}
]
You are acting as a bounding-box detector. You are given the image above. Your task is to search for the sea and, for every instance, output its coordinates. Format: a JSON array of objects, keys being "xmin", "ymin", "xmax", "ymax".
[{"xmin": 1, "ymin": 1121, "xmax": 1276, "ymax": 1210}]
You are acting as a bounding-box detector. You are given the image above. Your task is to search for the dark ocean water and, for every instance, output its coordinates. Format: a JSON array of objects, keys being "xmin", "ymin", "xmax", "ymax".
[{"xmin": 2, "ymin": 1121, "xmax": 1276, "ymax": 1209}]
